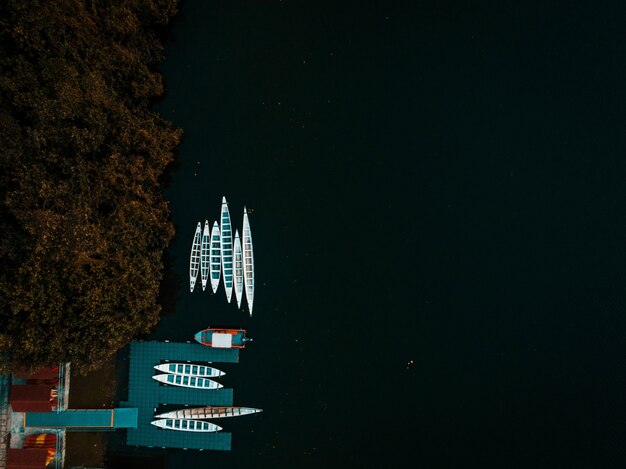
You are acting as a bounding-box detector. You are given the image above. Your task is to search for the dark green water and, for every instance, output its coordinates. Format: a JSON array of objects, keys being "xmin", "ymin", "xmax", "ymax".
[{"xmin": 121, "ymin": 1, "xmax": 626, "ymax": 467}]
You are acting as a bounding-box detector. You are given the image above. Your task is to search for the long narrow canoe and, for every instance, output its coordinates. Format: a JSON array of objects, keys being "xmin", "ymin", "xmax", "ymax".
[
  {"xmin": 154, "ymin": 363, "xmax": 224, "ymax": 378},
  {"xmin": 209, "ymin": 221, "xmax": 221, "ymax": 294},
  {"xmin": 220, "ymin": 197, "xmax": 234, "ymax": 302},
  {"xmin": 189, "ymin": 222, "xmax": 202, "ymax": 292},
  {"xmin": 233, "ymin": 230, "xmax": 244, "ymax": 309},
  {"xmin": 152, "ymin": 373, "xmax": 222, "ymax": 389},
  {"xmin": 155, "ymin": 406, "xmax": 262, "ymax": 420},
  {"xmin": 151, "ymin": 418, "xmax": 222, "ymax": 433},
  {"xmin": 200, "ymin": 220, "xmax": 210, "ymax": 291},
  {"xmin": 243, "ymin": 207, "xmax": 255, "ymax": 315}
]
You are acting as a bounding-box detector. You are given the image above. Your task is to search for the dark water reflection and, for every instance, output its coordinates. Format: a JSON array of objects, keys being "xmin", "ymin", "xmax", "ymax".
[{"xmin": 108, "ymin": 1, "xmax": 626, "ymax": 468}]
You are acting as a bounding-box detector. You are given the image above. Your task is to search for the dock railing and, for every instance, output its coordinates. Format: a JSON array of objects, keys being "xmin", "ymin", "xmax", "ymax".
[
  {"xmin": 56, "ymin": 362, "xmax": 70, "ymax": 412},
  {"xmin": 0, "ymin": 374, "xmax": 10, "ymax": 469}
]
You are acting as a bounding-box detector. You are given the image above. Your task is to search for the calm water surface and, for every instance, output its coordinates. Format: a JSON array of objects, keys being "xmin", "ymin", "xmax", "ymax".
[{"xmin": 116, "ymin": 1, "xmax": 626, "ymax": 467}]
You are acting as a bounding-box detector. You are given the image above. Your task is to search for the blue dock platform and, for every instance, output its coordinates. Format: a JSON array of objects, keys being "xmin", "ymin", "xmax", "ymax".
[
  {"xmin": 120, "ymin": 341, "xmax": 239, "ymax": 450},
  {"xmin": 25, "ymin": 408, "xmax": 137, "ymax": 429}
]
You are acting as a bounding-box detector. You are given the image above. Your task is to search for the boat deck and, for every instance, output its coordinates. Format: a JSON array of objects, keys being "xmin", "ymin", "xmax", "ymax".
[
  {"xmin": 195, "ymin": 330, "xmax": 247, "ymax": 347},
  {"xmin": 121, "ymin": 341, "xmax": 239, "ymax": 450}
]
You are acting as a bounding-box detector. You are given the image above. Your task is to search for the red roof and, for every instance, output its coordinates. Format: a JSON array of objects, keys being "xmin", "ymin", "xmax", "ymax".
[
  {"xmin": 24, "ymin": 433, "xmax": 57, "ymax": 449},
  {"xmin": 10, "ymin": 385, "xmax": 53, "ymax": 413},
  {"xmin": 13, "ymin": 365, "xmax": 59, "ymax": 380},
  {"xmin": 7, "ymin": 448, "xmax": 48, "ymax": 469}
]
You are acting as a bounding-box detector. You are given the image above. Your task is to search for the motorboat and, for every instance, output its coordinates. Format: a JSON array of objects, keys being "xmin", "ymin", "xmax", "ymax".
[{"xmin": 194, "ymin": 327, "xmax": 251, "ymax": 349}]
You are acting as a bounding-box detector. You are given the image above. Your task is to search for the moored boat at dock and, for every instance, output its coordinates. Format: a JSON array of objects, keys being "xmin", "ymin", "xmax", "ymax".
[
  {"xmin": 242, "ymin": 207, "xmax": 255, "ymax": 315},
  {"xmin": 220, "ymin": 197, "xmax": 234, "ymax": 302},
  {"xmin": 154, "ymin": 363, "xmax": 224, "ymax": 378},
  {"xmin": 155, "ymin": 406, "xmax": 262, "ymax": 420},
  {"xmin": 200, "ymin": 221, "xmax": 210, "ymax": 291},
  {"xmin": 189, "ymin": 222, "xmax": 202, "ymax": 292},
  {"xmin": 152, "ymin": 373, "xmax": 223, "ymax": 389},
  {"xmin": 151, "ymin": 418, "xmax": 222, "ymax": 432},
  {"xmin": 233, "ymin": 229, "xmax": 244, "ymax": 309},
  {"xmin": 194, "ymin": 328, "xmax": 251, "ymax": 349},
  {"xmin": 210, "ymin": 221, "xmax": 221, "ymax": 293}
]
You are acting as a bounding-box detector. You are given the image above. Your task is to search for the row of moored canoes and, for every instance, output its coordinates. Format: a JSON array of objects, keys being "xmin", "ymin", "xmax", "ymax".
[
  {"xmin": 151, "ymin": 406, "xmax": 262, "ymax": 433},
  {"xmin": 152, "ymin": 362, "xmax": 224, "ymax": 390},
  {"xmin": 189, "ymin": 197, "xmax": 255, "ymax": 315},
  {"xmin": 150, "ymin": 361, "xmax": 262, "ymax": 432}
]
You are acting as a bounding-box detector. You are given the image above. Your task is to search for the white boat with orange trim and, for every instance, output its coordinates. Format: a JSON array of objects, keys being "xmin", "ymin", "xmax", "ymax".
[{"xmin": 194, "ymin": 327, "xmax": 252, "ymax": 349}]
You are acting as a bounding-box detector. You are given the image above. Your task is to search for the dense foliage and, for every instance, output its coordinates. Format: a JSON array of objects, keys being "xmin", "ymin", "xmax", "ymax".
[{"xmin": 0, "ymin": 0, "xmax": 181, "ymax": 372}]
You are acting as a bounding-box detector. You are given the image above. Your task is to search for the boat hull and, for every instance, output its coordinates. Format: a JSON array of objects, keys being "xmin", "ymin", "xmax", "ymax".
[
  {"xmin": 155, "ymin": 406, "xmax": 262, "ymax": 420},
  {"xmin": 151, "ymin": 418, "xmax": 221, "ymax": 432},
  {"xmin": 243, "ymin": 208, "xmax": 255, "ymax": 315},
  {"xmin": 194, "ymin": 328, "xmax": 249, "ymax": 348},
  {"xmin": 154, "ymin": 363, "xmax": 224, "ymax": 378},
  {"xmin": 200, "ymin": 221, "xmax": 210, "ymax": 291},
  {"xmin": 220, "ymin": 197, "xmax": 234, "ymax": 302},
  {"xmin": 152, "ymin": 373, "xmax": 222, "ymax": 389},
  {"xmin": 209, "ymin": 221, "xmax": 221, "ymax": 293},
  {"xmin": 233, "ymin": 230, "xmax": 244, "ymax": 309},
  {"xmin": 189, "ymin": 222, "xmax": 202, "ymax": 292}
]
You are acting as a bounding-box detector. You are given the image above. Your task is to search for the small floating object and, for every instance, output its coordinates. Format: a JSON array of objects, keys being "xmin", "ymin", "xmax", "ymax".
[
  {"xmin": 189, "ymin": 222, "xmax": 202, "ymax": 292},
  {"xmin": 233, "ymin": 229, "xmax": 244, "ymax": 309},
  {"xmin": 194, "ymin": 328, "xmax": 252, "ymax": 349},
  {"xmin": 209, "ymin": 221, "xmax": 221, "ymax": 294},
  {"xmin": 154, "ymin": 363, "xmax": 224, "ymax": 378},
  {"xmin": 151, "ymin": 418, "xmax": 221, "ymax": 432},
  {"xmin": 220, "ymin": 197, "xmax": 234, "ymax": 302},
  {"xmin": 242, "ymin": 207, "xmax": 255, "ymax": 315},
  {"xmin": 152, "ymin": 373, "xmax": 223, "ymax": 389},
  {"xmin": 200, "ymin": 221, "xmax": 210, "ymax": 291},
  {"xmin": 155, "ymin": 406, "xmax": 262, "ymax": 420}
]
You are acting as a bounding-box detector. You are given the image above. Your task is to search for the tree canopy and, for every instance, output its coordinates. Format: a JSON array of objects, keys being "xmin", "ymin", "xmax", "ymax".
[{"xmin": 0, "ymin": 0, "xmax": 181, "ymax": 372}]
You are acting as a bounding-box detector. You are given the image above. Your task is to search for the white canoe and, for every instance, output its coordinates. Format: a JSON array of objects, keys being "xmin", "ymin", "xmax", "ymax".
[
  {"xmin": 233, "ymin": 230, "xmax": 244, "ymax": 309},
  {"xmin": 209, "ymin": 221, "xmax": 221, "ymax": 294},
  {"xmin": 154, "ymin": 363, "xmax": 224, "ymax": 378},
  {"xmin": 220, "ymin": 197, "xmax": 234, "ymax": 302},
  {"xmin": 200, "ymin": 221, "xmax": 210, "ymax": 291},
  {"xmin": 189, "ymin": 222, "xmax": 202, "ymax": 292},
  {"xmin": 155, "ymin": 406, "xmax": 262, "ymax": 420},
  {"xmin": 152, "ymin": 373, "xmax": 222, "ymax": 390},
  {"xmin": 151, "ymin": 418, "xmax": 222, "ymax": 432},
  {"xmin": 243, "ymin": 207, "xmax": 255, "ymax": 315}
]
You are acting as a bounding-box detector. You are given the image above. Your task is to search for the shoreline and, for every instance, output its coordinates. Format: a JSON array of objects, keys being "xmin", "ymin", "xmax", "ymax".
[{"xmin": 64, "ymin": 355, "xmax": 116, "ymax": 467}]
